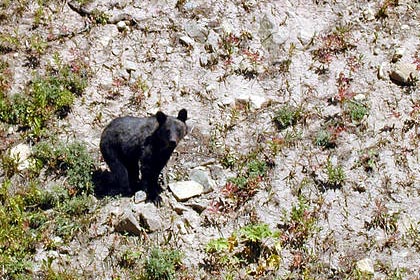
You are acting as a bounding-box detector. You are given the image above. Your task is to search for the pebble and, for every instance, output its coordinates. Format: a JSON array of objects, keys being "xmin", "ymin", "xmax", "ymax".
[
  {"xmin": 116, "ymin": 21, "xmax": 129, "ymax": 32},
  {"xmin": 356, "ymin": 258, "xmax": 374, "ymax": 274}
]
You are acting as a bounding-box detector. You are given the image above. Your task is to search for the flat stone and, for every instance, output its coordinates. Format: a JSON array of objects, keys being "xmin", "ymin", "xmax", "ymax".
[
  {"xmin": 356, "ymin": 258, "xmax": 374, "ymax": 274},
  {"xmin": 169, "ymin": 181, "xmax": 204, "ymax": 201},
  {"xmin": 389, "ymin": 63, "xmax": 418, "ymax": 86},
  {"xmin": 179, "ymin": 35, "xmax": 195, "ymax": 47}
]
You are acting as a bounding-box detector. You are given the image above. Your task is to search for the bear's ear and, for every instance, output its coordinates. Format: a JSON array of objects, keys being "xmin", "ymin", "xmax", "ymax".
[
  {"xmin": 177, "ymin": 109, "xmax": 187, "ymax": 122},
  {"xmin": 156, "ymin": 111, "xmax": 167, "ymax": 125}
]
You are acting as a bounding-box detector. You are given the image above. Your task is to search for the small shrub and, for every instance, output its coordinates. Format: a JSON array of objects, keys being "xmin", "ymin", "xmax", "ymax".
[
  {"xmin": 366, "ymin": 199, "xmax": 399, "ymax": 234},
  {"xmin": 33, "ymin": 141, "xmax": 95, "ymax": 195},
  {"xmin": 288, "ymin": 197, "xmax": 318, "ymax": 246},
  {"xmin": 119, "ymin": 249, "xmax": 143, "ymax": 269},
  {"xmin": 314, "ymin": 129, "xmax": 336, "ymax": 149},
  {"xmin": 205, "ymin": 223, "xmax": 281, "ymax": 276},
  {"xmin": 325, "ymin": 159, "xmax": 346, "ymax": 189},
  {"xmin": 312, "ymin": 25, "xmax": 355, "ymax": 64},
  {"xmin": 273, "ymin": 105, "xmax": 303, "ymax": 130},
  {"xmin": 345, "ymin": 100, "xmax": 369, "ymax": 124},
  {"xmin": 0, "ymin": 181, "xmax": 40, "ymax": 278},
  {"xmin": 0, "ymin": 59, "xmax": 88, "ymax": 138},
  {"xmin": 143, "ymin": 247, "xmax": 182, "ymax": 280},
  {"xmin": 0, "ymin": 151, "xmax": 20, "ymax": 178}
]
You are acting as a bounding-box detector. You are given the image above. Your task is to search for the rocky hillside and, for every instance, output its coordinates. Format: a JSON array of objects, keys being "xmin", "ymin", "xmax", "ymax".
[{"xmin": 0, "ymin": 0, "xmax": 420, "ymax": 279}]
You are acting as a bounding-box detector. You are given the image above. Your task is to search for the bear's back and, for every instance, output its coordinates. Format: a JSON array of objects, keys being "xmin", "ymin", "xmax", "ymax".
[{"xmin": 100, "ymin": 116, "xmax": 159, "ymax": 151}]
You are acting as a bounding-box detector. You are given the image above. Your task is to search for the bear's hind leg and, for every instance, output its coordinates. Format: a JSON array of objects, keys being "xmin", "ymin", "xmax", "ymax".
[
  {"xmin": 126, "ymin": 160, "xmax": 140, "ymax": 192},
  {"xmin": 105, "ymin": 156, "xmax": 131, "ymax": 195}
]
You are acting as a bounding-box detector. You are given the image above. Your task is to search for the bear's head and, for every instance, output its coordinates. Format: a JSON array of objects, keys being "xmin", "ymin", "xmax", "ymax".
[{"xmin": 154, "ymin": 109, "xmax": 188, "ymax": 149}]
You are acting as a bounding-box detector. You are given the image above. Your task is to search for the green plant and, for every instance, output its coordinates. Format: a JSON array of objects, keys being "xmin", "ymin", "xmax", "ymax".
[
  {"xmin": 0, "ymin": 59, "xmax": 88, "ymax": 138},
  {"xmin": 0, "ymin": 180, "xmax": 40, "ymax": 278},
  {"xmin": 280, "ymin": 196, "xmax": 320, "ymax": 249},
  {"xmin": 143, "ymin": 247, "xmax": 182, "ymax": 280},
  {"xmin": 325, "ymin": 159, "xmax": 345, "ymax": 188},
  {"xmin": 314, "ymin": 128, "xmax": 336, "ymax": 149},
  {"xmin": 345, "ymin": 99, "xmax": 369, "ymax": 124},
  {"xmin": 366, "ymin": 199, "xmax": 399, "ymax": 234},
  {"xmin": 223, "ymin": 158, "xmax": 269, "ymax": 208},
  {"xmin": 91, "ymin": 9, "xmax": 109, "ymax": 24},
  {"xmin": 0, "ymin": 59, "xmax": 12, "ymax": 93},
  {"xmin": 0, "ymin": 151, "xmax": 20, "ymax": 178},
  {"xmin": 120, "ymin": 249, "xmax": 143, "ymax": 268},
  {"xmin": 376, "ymin": 0, "xmax": 399, "ymax": 18},
  {"xmin": 273, "ymin": 105, "xmax": 303, "ymax": 130},
  {"xmin": 356, "ymin": 149, "xmax": 379, "ymax": 172},
  {"xmin": 205, "ymin": 223, "xmax": 281, "ymax": 276},
  {"xmin": 33, "ymin": 141, "xmax": 95, "ymax": 195}
]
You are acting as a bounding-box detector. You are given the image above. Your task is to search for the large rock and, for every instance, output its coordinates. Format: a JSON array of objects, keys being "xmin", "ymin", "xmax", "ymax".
[
  {"xmin": 169, "ymin": 181, "xmax": 204, "ymax": 201},
  {"xmin": 113, "ymin": 209, "xmax": 144, "ymax": 236},
  {"xmin": 134, "ymin": 203, "xmax": 163, "ymax": 232},
  {"xmin": 189, "ymin": 167, "xmax": 216, "ymax": 193},
  {"xmin": 389, "ymin": 63, "xmax": 418, "ymax": 86}
]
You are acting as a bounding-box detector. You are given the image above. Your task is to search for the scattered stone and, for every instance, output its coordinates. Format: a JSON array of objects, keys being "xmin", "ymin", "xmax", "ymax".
[
  {"xmin": 389, "ymin": 63, "xmax": 418, "ymax": 86},
  {"xmin": 184, "ymin": 21, "xmax": 208, "ymax": 43},
  {"xmin": 114, "ymin": 209, "xmax": 144, "ymax": 236},
  {"xmin": 199, "ymin": 54, "xmax": 218, "ymax": 68},
  {"xmin": 9, "ymin": 143, "xmax": 32, "ymax": 171},
  {"xmin": 220, "ymin": 75, "xmax": 268, "ymax": 109},
  {"xmin": 377, "ymin": 63, "xmax": 386, "ymax": 79},
  {"xmin": 391, "ymin": 47, "xmax": 404, "ymax": 63},
  {"xmin": 116, "ymin": 21, "xmax": 129, "ymax": 32},
  {"xmin": 134, "ymin": 203, "xmax": 163, "ymax": 232},
  {"xmin": 166, "ymin": 46, "xmax": 173, "ymax": 54},
  {"xmin": 169, "ymin": 181, "xmax": 204, "ymax": 201},
  {"xmin": 356, "ymin": 258, "xmax": 374, "ymax": 274},
  {"xmin": 297, "ymin": 18, "xmax": 316, "ymax": 46},
  {"xmin": 179, "ymin": 35, "xmax": 195, "ymax": 47},
  {"xmin": 259, "ymin": 13, "xmax": 288, "ymax": 53},
  {"xmin": 205, "ymin": 30, "xmax": 220, "ymax": 53},
  {"xmin": 123, "ymin": 60, "xmax": 137, "ymax": 72},
  {"xmin": 354, "ymin": 93, "xmax": 366, "ymax": 101},
  {"xmin": 373, "ymin": 47, "xmax": 380, "ymax": 55},
  {"xmin": 170, "ymin": 200, "xmax": 190, "ymax": 215},
  {"xmin": 182, "ymin": 210, "xmax": 201, "ymax": 229},
  {"xmin": 363, "ymin": 8, "xmax": 375, "ymax": 21},
  {"xmin": 133, "ymin": 190, "xmax": 147, "ymax": 204},
  {"xmin": 189, "ymin": 168, "xmax": 216, "ymax": 193}
]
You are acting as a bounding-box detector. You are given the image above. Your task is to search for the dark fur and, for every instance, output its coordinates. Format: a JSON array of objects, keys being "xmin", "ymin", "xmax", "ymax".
[{"xmin": 100, "ymin": 109, "xmax": 188, "ymax": 201}]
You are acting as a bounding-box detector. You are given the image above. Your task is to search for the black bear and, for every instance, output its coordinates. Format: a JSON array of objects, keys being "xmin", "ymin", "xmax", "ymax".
[{"xmin": 100, "ymin": 109, "xmax": 188, "ymax": 202}]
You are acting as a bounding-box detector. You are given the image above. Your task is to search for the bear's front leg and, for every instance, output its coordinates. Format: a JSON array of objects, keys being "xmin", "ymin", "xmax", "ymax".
[{"xmin": 140, "ymin": 167, "xmax": 163, "ymax": 205}]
